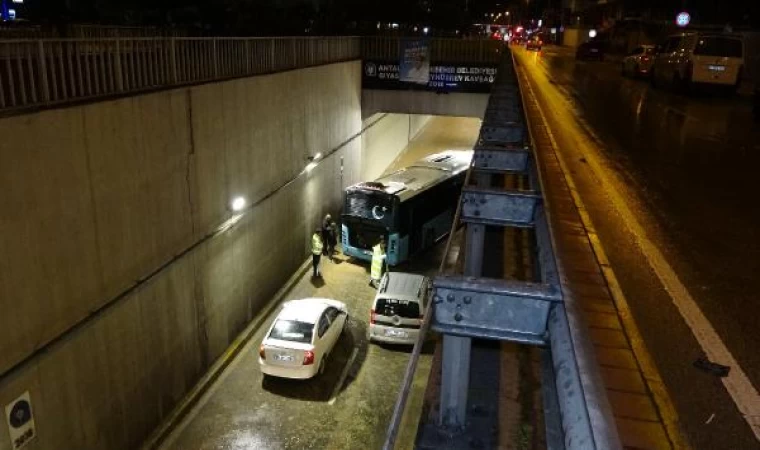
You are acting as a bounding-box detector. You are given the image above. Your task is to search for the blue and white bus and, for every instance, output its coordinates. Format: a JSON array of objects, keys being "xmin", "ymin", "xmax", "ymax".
[{"xmin": 341, "ymin": 150, "xmax": 472, "ymax": 266}]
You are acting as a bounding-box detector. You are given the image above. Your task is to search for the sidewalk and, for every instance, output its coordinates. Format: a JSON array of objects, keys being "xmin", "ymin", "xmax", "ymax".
[{"xmin": 518, "ymin": 59, "xmax": 685, "ymax": 450}]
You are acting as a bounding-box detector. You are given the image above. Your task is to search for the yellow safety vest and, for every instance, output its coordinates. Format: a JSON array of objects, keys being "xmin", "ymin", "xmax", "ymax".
[
  {"xmin": 371, "ymin": 243, "xmax": 386, "ymax": 281},
  {"xmin": 312, "ymin": 233, "xmax": 323, "ymax": 255}
]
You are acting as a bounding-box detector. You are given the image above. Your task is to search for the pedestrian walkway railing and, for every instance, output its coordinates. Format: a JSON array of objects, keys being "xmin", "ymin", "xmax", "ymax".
[
  {"xmin": 362, "ymin": 37, "xmax": 503, "ymax": 64},
  {"xmin": 384, "ymin": 51, "xmax": 623, "ymax": 450},
  {"xmin": 0, "ymin": 36, "xmax": 360, "ymax": 112}
]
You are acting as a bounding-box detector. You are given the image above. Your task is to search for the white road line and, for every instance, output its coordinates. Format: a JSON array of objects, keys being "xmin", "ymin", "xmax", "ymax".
[
  {"xmin": 521, "ymin": 55, "xmax": 760, "ymax": 441},
  {"xmin": 328, "ymin": 346, "xmax": 359, "ymax": 405}
]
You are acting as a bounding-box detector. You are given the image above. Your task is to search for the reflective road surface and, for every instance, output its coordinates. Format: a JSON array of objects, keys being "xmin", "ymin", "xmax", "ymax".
[
  {"xmin": 516, "ymin": 46, "xmax": 760, "ymax": 449},
  {"xmin": 157, "ymin": 116, "xmax": 481, "ymax": 450}
]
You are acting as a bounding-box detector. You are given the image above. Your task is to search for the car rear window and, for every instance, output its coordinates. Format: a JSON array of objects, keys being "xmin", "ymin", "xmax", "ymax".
[
  {"xmin": 269, "ymin": 320, "xmax": 313, "ymax": 343},
  {"xmin": 694, "ymin": 37, "xmax": 743, "ymax": 58},
  {"xmin": 376, "ymin": 298, "xmax": 421, "ymax": 318}
]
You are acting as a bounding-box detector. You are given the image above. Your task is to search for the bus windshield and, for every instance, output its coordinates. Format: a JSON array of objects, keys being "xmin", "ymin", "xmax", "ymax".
[{"xmin": 344, "ymin": 190, "xmax": 395, "ymax": 228}]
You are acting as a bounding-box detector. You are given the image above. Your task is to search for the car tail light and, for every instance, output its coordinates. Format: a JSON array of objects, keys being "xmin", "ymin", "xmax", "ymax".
[
  {"xmin": 538, "ymin": 40, "xmax": 543, "ymax": 45},
  {"xmin": 259, "ymin": 345, "xmax": 266, "ymax": 359},
  {"xmin": 370, "ymin": 309, "xmax": 376, "ymax": 324},
  {"xmin": 642, "ymin": 56, "xmax": 650, "ymax": 62},
  {"xmin": 303, "ymin": 350, "xmax": 315, "ymax": 365}
]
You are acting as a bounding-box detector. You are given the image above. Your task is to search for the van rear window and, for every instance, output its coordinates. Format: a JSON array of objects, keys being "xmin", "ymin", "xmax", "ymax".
[
  {"xmin": 376, "ymin": 298, "xmax": 421, "ymax": 318},
  {"xmin": 694, "ymin": 37, "xmax": 743, "ymax": 58}
]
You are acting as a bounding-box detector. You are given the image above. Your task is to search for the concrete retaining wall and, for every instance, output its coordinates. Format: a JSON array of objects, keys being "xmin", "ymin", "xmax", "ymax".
[
  {"xmin": 362, "ymin": 90, "xmax": 489, "ymax": 120},
  {"xmin": 0, "ymin": 60, "xmax": 427, "ymax": 450},
  {"xmin": 360, "ymin": 113, "xmax": 431, "ymax": 181}
]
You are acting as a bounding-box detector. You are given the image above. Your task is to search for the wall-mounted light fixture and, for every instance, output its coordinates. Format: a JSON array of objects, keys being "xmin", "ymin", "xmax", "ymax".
[{"xmin": 230, "ymin": 196, "xmax": 247, "ymax": 212}]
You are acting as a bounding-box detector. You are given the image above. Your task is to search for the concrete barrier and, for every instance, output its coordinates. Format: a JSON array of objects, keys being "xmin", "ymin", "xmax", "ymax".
[{"xmin": 0, "ymin": 60, "xmax": 428, "ymax": 450}]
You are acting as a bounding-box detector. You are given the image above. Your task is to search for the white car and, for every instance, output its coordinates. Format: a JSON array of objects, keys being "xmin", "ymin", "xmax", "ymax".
[{"xmin": 259, "ymin": 298, "xmax": 348, "ymax": 379}]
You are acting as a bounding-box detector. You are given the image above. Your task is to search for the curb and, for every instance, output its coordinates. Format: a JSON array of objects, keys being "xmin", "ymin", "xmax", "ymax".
[{"xmin": 141, "ymin": 257, "xmax": 312, "ymax": 450}]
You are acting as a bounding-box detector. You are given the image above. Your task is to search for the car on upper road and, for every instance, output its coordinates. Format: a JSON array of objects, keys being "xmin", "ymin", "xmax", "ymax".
[
  {"xmin": 621, "ymin": 45, "xmax": 655, "ymax": 77},
  {"xmin": 650, "ymin": 33, "xmax": 745, "ymax": 92},
  {"xmin": 259, "ymin": 298, "xmax": 348, "ymax": 379},
  {"xmin": 576, "ymin": 40, "xmax": 605, "ymax": 61},
  {"xmin": 526, "ymin": 35, "xmax": 543, "ymax": 52},
  {"xmin": 368, "ymin": 272, "xmax": 429, "ymax": 345}
]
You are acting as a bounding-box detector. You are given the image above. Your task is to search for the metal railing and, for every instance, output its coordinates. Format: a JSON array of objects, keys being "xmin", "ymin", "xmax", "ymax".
[
  {"xmin": 0, "ymin": 36, "xmax": 360, "ymax": 112},
  {"xmin": 362, "ymin": 37, "xmax": 504, "ymax": 64},
  {"xmin": 384, "ymin": 51, "xmax": 622, "ymax": 450}
]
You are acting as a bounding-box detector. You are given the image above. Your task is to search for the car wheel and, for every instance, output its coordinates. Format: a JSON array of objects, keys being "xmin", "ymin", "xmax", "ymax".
[
  {"xmin": 318, "ymin": 357, "xmax": 326, "ymax": 376},
  {"xmin": 673, "ymin": 72, "xmax": 686, "ymax": 93}
]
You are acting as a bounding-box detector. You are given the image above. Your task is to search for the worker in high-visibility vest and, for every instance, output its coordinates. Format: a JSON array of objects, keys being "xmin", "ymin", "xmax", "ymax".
[
  {"xmin": 369, "ymin": 236, "xmax": 386, "ymax": 288},
  {"xmin": 312, "ymin": 228, "xmax": 324, "ymax": 278}
]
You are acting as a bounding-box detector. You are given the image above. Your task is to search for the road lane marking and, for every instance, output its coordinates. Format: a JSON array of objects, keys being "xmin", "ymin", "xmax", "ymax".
[
  {"xmin": 518, "ymin": 52, "xmax": 760, "ymax": 442},
  {"xmin": 518, "ymin": 61, "xmax": 686, "ymax": 450},
  {"xmin": 329, "ymin": 346, "xmax": 359, "ymax": 405}
]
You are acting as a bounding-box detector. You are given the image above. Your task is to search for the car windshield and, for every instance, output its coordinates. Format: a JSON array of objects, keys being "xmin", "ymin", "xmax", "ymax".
[
  {"xmin": 694, "ymin": 37, "xmax": 742, "ymax": 58},
  {"xmin": 269, "ymin": 319, "xmax": 313, "ymax": 343},
  {"xmin": 375, "ymin": 298, "xmax": 421, "ymax": 318}
]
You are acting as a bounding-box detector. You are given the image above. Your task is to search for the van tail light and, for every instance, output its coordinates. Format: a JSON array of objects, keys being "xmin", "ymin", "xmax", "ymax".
[
  {"xmin": 303, "ymin": 350, "xmax": 315, "ymax": 365},
  {"xmin": 370, "ymin": 309, "xmax": 376, "ymax": 324},
  {"xmin": 259, "ymin": 345, "xmax": 266, "ymax": 359}
]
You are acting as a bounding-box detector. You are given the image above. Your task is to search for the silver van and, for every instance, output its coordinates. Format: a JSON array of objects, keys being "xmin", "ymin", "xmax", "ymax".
[{"xmin": 368, "ymin": 272, "xmax": 430, "ymax": 345}]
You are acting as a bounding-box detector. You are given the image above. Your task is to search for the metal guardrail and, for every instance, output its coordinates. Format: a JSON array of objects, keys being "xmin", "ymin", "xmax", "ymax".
[
  {"xmin": 0, "ymin": 36, "xmax": 360, "ymax": 111},
  {"xmin": 362, "ymin": 37, "xmax": 503, "ymax": 64},
  {"xmin": 384, "ymin": 52, "xmax": 623, "ymax": 450}
]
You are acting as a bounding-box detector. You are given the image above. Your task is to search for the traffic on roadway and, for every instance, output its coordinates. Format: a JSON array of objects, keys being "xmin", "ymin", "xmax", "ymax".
[{"xmin": 514, "ymin": 43, "xmax": 760, "ymax": 449}]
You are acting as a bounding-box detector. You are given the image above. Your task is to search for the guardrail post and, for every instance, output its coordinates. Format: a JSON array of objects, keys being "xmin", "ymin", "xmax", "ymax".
[
  {"xmin": 114, "ymin": 39, "xmax": 124, "ymax": 92},
  {"xmin": 37, "ymin": 40, "xmax": 50, "ymax": 103},
  {"xmin": 270, "ymin": 39, "xmax": 275, "ymax": 72},
  {"xmin": 244, "ymin": 39, "xmax": 251, "ymax": 74},
  {"xmin": 438, "ymin": 219, "xmax": 485, "ymax": 429},
  {"xmin": 292, "ymin": 38, "xmax": 297, "ymax": 68},
  {"xmin": 212, "ymin": 38, "xmax": 218, "ymax": 78},
  {"xmin": 169, "ymin": 37, "xmax": 177, "ymax": 84}
]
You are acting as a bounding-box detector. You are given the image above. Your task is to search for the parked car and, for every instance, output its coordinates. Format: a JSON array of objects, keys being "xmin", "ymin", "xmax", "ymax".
[
  {"xmin": 368, "ymin": 272, "xmax": 429, "ymax": 345},
  {"xmin": 259, "ymin": 298, "xmax": 348, "ymax": 379},
  {"xmin": 576, "ymin": 40, "xmax": 605, "ymax": 61},
  {"xmin": 526, "ymin": 35, "xmax": 543, "ymax": 51},
  {"xmin": 622, "ymin": 45, "xmax": 655, "ymax": 77},
  {"xmin": 650, "ymin": 33, "xmax": 744, "ymax": 92}
]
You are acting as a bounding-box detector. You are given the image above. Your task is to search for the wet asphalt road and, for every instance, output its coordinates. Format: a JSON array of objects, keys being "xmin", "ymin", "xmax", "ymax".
[
  {"xmin": 159, "ymin": 245, "xmax": 442, "ymax": 450},
  {"xmin": 157, "ymin": 117, "xmax": 480, "ymax": 450},
  {"xmin": 516, "ymin": 46, "xmax": 760, "ymax": 449}
]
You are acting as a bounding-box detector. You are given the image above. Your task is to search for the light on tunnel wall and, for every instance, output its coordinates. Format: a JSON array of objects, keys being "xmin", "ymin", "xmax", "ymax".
[
  {"xmin": 304, "ymin": 162, "xmax": 318, "ymax": 173},
  {"xmin": 230, "ymin": 196, "xmax": 247, "ymax": 212}
]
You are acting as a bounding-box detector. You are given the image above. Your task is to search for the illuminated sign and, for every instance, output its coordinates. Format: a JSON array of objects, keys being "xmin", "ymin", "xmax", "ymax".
[{"xmin": 363, "ymin": 61, "xmax": 498, "ymax": 93}]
